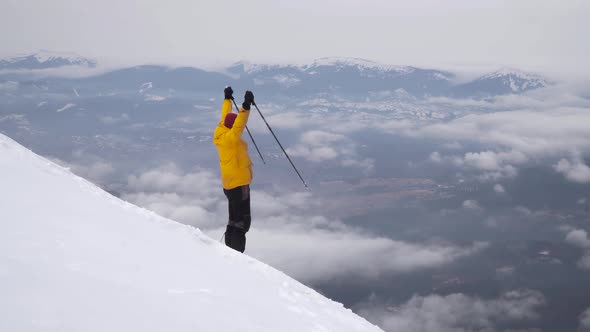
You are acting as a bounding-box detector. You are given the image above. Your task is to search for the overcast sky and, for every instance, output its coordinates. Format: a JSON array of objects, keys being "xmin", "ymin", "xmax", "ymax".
[{"xmin": 1, "ymin": 0, "xmax": 589, "ymax": 74}]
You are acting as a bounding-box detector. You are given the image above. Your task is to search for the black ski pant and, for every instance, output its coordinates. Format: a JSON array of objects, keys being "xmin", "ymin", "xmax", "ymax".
[{"xmin": 223, "ymin": 184, "xmax": 251, "ymax": 253}]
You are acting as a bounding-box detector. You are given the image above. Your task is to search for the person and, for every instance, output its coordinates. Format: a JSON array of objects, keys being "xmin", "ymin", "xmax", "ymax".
[{"xmin": 213, "ymin": 87, "xmax": 254, "ymax": 253}]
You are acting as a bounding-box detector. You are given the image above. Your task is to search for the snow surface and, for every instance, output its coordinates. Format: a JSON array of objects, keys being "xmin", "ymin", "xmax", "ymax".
[{"xmin": 0, "ymin": 133, "xmax": 382, "ymax": 332}]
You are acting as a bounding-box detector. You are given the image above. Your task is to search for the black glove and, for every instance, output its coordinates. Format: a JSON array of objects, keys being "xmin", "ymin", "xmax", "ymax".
[
  {"xmin": 224, "ymin": 86, "xmax": 234, "ymax": 100},
  {"xmin": 242, "ymin": 91, "xmax": 254, "ymax": 110}
]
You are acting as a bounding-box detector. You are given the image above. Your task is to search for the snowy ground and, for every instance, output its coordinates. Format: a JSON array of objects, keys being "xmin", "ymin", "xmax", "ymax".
[{"xmin": 0, "ymin": 133, "xmax": 382, "ymax": 332}]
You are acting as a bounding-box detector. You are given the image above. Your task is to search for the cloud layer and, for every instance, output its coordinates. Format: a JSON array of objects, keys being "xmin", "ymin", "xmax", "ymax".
[
  {"xmin": 119, "ymin": 164, "xmax": 485, "ymax": 283},
  {"xmin": 562, "ymin": 227, "xmax": 590, "ymax": 271},
  {"xmin": 416, "ymin": 107, "xmax": 590, "ymax": 175},
  {"xmin": 287, "ymin": 130, "xmax": 374, "ymax": 174},
  {"xmin": 357, "ymin": 289, "xmax": 546, "ymax": 332},
  {"xmin": 248, "ymin": 226, "xmax": 486, "ymax": 283},
  {"xmin": 554, "ymin": 157, "xmax": 590, "ymax": 183},
  {"xmin": 581, "ymin": 308, "xmax": 590, "ymax": 330},
  {"xmin": 252, "ymin": 91, "xmax": 590, "ymax": 184}
]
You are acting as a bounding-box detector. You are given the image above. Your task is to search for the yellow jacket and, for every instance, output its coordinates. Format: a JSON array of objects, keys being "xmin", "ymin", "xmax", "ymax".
[{"xmin": 213, "ymin": 99, "xmax": 252, "ymax": 189}]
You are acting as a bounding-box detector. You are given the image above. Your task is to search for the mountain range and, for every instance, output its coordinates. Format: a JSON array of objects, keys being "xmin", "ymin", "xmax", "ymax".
[
  {"xmin": 0, "ymin": 52, "xmax": 550, "ymax": 99},
  {"xmin": 0, "ymin": 50, "xmax": 97, "ymax": 70}
]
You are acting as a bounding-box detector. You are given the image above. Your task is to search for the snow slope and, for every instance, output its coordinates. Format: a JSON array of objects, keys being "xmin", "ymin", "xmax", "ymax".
[{"xmin": 0, "ymin": 133, "xmax": 382, "ymax": 332}]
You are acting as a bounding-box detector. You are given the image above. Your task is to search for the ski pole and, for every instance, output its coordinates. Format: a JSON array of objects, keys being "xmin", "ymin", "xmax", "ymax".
[
  {"xmin": 252, "ymin": 102, "xmax": 308, "ymax": 189},
  {"xmin": 232, "ymin": 99, "xmax": 265, "ymax": 164}
]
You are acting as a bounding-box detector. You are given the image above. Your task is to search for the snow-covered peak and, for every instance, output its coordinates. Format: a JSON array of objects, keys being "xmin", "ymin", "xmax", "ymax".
[
  {"xmin": 33, "ymin": 50, "xmax": 93, "ymax": 65},
  {"xmin": 229, "ymin": 57, "xmax": 415, "ymax": 75},
  {"xmin": 477, "ymin": 67, "xmax": 549, "ymax": 92},
  {"xmin": 229, "ymin": 60, "xmax": 297, "ymax": 74},
  {"xmin": 0, "ymin": 50, "xmax": 97, "ymax": 70},
  {"xmin": 482, "ymin": 67, "xmax": 546, "ymax": 81},
  {"xmin": 0, "ymin": 133, "xmax": 382, "ymax": 332},
  {"xmin": 305, "ymin": 56, "xmax": 414, "ymax": 73}
]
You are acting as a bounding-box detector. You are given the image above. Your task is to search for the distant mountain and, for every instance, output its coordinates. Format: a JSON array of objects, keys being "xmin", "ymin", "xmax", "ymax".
[
  {"xmin": 73, "ymin": 65, "xmax": 231, "ymax": 97},
  {"xmin": 452, "ymin": 67, "xmax": 549, "ymax": 97},
  {"xmin": 228, "ymin": 57, "xmax": 455, "ymax": 97},
  {"xmin": 0, "ymin": 50, "xmax": 97, "ymax": 70},
  {"xmin": 0, "ymin": 64, "xmax": 232, "ymax": 99},
  {"xmin": 0, "ymin": 54, "xmax": 551, "ymax": 99}
]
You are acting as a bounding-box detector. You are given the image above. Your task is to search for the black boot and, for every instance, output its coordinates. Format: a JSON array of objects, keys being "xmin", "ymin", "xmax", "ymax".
[{"xmin": 225, "ymin": 225, "xmax": 246, "ymax": 253}]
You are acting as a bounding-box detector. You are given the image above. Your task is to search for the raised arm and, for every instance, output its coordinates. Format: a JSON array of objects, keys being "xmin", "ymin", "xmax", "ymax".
[
  {"xmin": 219, "ymin": 86, "xmax": 234, "ymax": 125},
  {"xmin": 227, "ymin": 91, "xmax": 254, "ymax": 141},
  {"xmin": 229, "ymin": 107, "xmax": 250, "ymax": 138}
]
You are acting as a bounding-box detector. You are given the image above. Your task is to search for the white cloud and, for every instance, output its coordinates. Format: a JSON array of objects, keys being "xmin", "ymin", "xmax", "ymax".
[
  {"xmin": 122, "ymin": 191, "xmax": 222, "ymax": 229},
  {"xmin": 514, "ymin": 206, "xmax": 533, "ymax": 216},
  {"xmin": 290, "ymin": 145, "xmax": 339, "ymax": 162},
  {"xmin": 493, "ymin": 184, "xmax": 505, "ymax": 193},
  {"xmin": 577, "ymin": 253, "xmax": 590, "ymax": 271},
  {"xmin": 580, "ymin": 308, "xmax": 590, "ymax": 329},
  {"xmin": 429, "ymin": 150, "xmax": 525, "ymax": 182},
  {"xmin": 463, "ymin": 150, "xmax": 528, "ymax": 171},
  {"xmin": 430, "ymin": 151, "xmax": 442, "ymax": 163},
  {"xmin": 51, "ymin": 158, "xmax": 115, "ymax": 184},
  {"xmin": 264, "ymin": 111, "xmax": 314, "ymax": 130},
  {"xmin": 554, "ymin": 158, "xmax": 590, "ymax": 183},
  {"xmin": 562, "ymin": 228, "xmax": 590, "ymax": 271},
  {"xmin": 240, "ymin": 93, "xmax": 590, "ymax": 186},
  {"xmin": 235, "ymin": 188, "xmax": 486, "ymax": 283},
  {"xmin": 287, "ymin": 130, "xmax": 374, "ymax": 173},
  {"xmin": 341, "ymin": 157, "xmax": 375, "ymax": 173},
  {"xmin": 409, "ymin": 105, "xmax": 590, "ymax": 180},
  {"xmin": 495, "ymin": 266, "xmax": 515, "ymax": 278},
  {"xmin": 414, "ymin": 108, "xmax": 590, "ymax": 156},
  {"xmin": 558, "ymin": 225, "xmax": 576, "ymax": 233},
  {"xmin": 357, "ymin": 289, "xmax": 546, "ymax": 332},
  {"xmin": 122, "ymin": 164, "xmax": 224, "ymax": 228},
  {"xmin": 443, "ymin": 142, "xmax": 463, "ymax": 150},
  {"xmin": 73, "ymin": 161, "xmax": 115, "ymax": 182},
  {"xmin": 251, "ymin": 104, "xmax": 368, "ymax": 133},
  {"xmin": 300, "ymin": 130, "xmax": 345, "ymax": 146},
  {"xmin": 288, "ymin": 130, "xmax": 346, "ymax": 162},
  {"xmin": 121, "ymin": 164, "xmax": 485, "ymax": 283},
  {"xmin": 247, "ymin": 226, "xmax": 486, "ymax": 283},
  {"xmin": 462, "ymin": 200, "xmax": 482, "ymax": 211},
  {"xmin": 126, "ymin": 163, "xmax": 218, "ymax": 196},
  {"xmin": 565, "ymin": 229, "xmax": 590, "ymax": 249}
]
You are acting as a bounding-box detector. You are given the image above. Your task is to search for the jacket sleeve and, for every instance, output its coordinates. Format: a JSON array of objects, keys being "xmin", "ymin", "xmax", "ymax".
[
  {"xmin": 227, "ymin": 108, "xmax": 250, "ymax": 142},
  {"xmin": 218, "ymin": 99, "xmax": 232, "ymax": 125}
]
